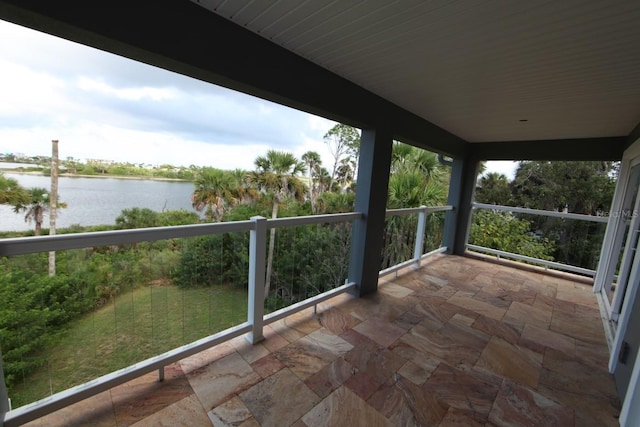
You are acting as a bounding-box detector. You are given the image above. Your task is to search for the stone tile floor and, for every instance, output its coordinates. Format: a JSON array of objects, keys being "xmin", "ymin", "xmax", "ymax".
[{"xmin": 24, "ymin": 255, "xmax": 620, "ymax": 426}]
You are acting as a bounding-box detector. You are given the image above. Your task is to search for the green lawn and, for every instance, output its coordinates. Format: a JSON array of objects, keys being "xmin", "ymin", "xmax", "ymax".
[{"xmin": 9, "ymin": 283, "xmax": 248, "ymax": 407}]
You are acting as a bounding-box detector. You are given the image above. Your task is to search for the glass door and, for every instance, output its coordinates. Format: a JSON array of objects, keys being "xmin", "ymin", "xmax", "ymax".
[{"xmin": 600, "ymin": 162, "xmax": 640, "ymax": 321}]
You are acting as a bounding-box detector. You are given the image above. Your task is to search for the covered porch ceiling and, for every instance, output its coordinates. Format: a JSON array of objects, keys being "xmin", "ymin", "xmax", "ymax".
[{"xmin": 0, "ymin": 0, "xmax": 639, "ymax": 159}]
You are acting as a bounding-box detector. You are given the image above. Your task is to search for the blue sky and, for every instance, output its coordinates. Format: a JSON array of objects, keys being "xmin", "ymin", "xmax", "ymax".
[{"xmin": 0, "ymin": 20, "xmax": 515, "ymax": 178}]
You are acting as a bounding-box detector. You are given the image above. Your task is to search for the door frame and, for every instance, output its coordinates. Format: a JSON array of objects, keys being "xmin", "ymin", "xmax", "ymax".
[
  {"xmin": 606, "ymin": 138, "xmax": 640, "ymax": 426},
  {"xmin": 615, "ymin": 248, "xmax": 640, "ymax": 426},
  {"xmin": 608, "ymin": 139, "xmax": 640, "ymax": 372},
  {"xmin": 607, "ymin": 160, "xmax": 640, "ymax": 320},
  {"xmin": 595, "ymin": 142, "xmax": 640, "ymax": 317}
]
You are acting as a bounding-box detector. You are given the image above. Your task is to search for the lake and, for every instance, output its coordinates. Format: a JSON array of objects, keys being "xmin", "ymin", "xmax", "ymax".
[{"xmin": 0, "ymin": 173, "xmax": 198, "ymax": 231}]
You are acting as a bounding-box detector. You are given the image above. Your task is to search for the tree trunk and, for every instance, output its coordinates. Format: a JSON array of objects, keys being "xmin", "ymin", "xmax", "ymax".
[
  {"xmin": 264, "ymin": 200, "xmax": 278, "ymax": 297},
  {"xmin": 308, "ymin": 169, "xmax": 315, "ymax": 213},
  {"xmin": 49, "ymin": 139, "xmax": 59, "ymax": 276},
  {"xmin": 35, "ymin": 206, "xmax": 43, "ymax": 236},
  {"xmin": 330, "ymin": 159, "xmax": 339, "ymax": 191}
]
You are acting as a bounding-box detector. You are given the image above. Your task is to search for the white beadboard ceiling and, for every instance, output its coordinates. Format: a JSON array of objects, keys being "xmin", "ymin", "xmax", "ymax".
[{"xmin": 192, "ymin": 0, "xmax": 640, "ymax": 143}]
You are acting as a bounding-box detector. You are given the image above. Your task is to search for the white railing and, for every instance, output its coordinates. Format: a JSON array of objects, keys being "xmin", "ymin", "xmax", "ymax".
[
  {"xmin": 0, "ymin": 212, "xmax": 361, "ymax": 427},
  {"xmin": 472, "ymin": 202, "xmax": 609, "ymax": 224},
  {"xmin": 0, "ymin": 206, "xmax": 448, "ymax": 426},
  {"xmin": 379, "ymin": 205, "xmax": 453, "ymax": 276},
  {"xmin": 469, "ymin": 203, "xmax": 608, "ymax": 277}
]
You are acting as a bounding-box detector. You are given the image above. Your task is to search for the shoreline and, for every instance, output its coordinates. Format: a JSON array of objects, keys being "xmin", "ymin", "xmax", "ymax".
[{"xmin": 0, "ymin": 169, "xmax": 192, "ymax": 182}]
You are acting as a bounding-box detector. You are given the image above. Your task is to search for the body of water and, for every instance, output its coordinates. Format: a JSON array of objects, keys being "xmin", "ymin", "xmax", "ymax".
[
  {"xmin": 0, "ymin": 162, "xmax": 44, "ymax": 169},
  {"xmin": 0, "ymin": 173, "xmax": 198, "ymax": 231}
]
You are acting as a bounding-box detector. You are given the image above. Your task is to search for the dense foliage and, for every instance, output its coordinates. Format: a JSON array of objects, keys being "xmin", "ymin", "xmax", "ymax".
[
  {"xmin": 0, "ymin": 243, "xmax": 180, "ymax": 388},
  {"xmin": 469, "ymin": 210, "xmax": 554, "ymax": 260},
  {"xmin": 474, "ymin": 161, "xmax": 617, "ymax": 269}
]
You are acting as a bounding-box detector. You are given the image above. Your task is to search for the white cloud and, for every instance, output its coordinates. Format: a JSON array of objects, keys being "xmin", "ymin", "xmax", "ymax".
[
  {"xmin": 484, "ymin": 161, "xmax": 517, "ymax": 179},
  {"xmin": 0, "ymin": 20, "xmax": 342, "ymax": 169},
  {"xmin": 76, "ymin": 77, "xmax": 178, "ymax": 101},
  {"xmin": 0, "ymin": 59, "xmax": 66, "ymax": 115}
]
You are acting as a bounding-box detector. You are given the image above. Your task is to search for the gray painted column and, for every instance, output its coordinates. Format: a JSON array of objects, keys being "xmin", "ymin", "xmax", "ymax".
[
  {"xmin": 443, "ymin": 157, "xmax": 480, "ymax": 255},
  {"xmin": 348, "ymin": 127, "xmax": 393, "ymax": 296}
]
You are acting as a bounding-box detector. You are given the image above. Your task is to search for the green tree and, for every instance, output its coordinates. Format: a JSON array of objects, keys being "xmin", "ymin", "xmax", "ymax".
[
  {"xmin": 387, "ymin": 169, "xmax": 445, "ymax": 209},
  {"xmin": 315, "ymin": 167, "xmax": 332, "ymax": 195},
  {"xmin": 158, "ymin": 209, "xmax": 201, "ymax": 226},
  {"xmin": 115, "ymin": 208, "xmax": 160, "ymax": 229},
  {"xmin": 476, "ymin": 172, "xmax": 512, "ymax": 205},
  {"xmin": 469, "ymin": 210, "xmax": 555, "ymax": 260},
  {"xmin": 63, "ymin": 156, "xmax": 79, "ymax": 174},
  {"xmin": 511, "ymin": 161, "xmax": 615, "ymax": 214},
  {"xmin": 387, "ymin": 142, "xmax": 447, "ymax": 208},
  {"xmin": 191, "ymin": 168, "xmax": 242, "ymax": 221},
  {"xmin": 323, "ymin": 124, "xmax": 360, "ymax": 188},
  {"xmin": 510, "ymin": 161, "xmax": 616, "ymax": 268},
  {"xmin": 391, "ymin": 142, "xmax": 441, "ymax": 180},
  {"xmin": 301, "ymin": 151, "xmax": 322, "ymax": 212},
  {"xmin": 0, "ymin": 173, "xmax": 28, "ymax": 206},
  {"xmin": 248, "ymin": 150, "xmax": 306, "ymax": 295},
  {"xmin": 335, "ymin": 158, "xmax": 355, "ymax": 190},
  {"xmin": 316, "ymin": 192, "xmax": 355, "ymax": 213},
  {"xmin": 13, "ymin": 187, "xmax": 66, "ymax": 236},
  {"xmin": 230, "ymin": 168, "xmax": 256, "ymax": 204},
  {"xmin": 382, "ymin": 143, "xmax": 448, "ymax": 268}
]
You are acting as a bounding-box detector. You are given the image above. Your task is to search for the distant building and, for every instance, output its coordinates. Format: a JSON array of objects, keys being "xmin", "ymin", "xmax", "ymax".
[{"xmin": 85, "ymin": 158, "xmax": 116, "ymax": 166}]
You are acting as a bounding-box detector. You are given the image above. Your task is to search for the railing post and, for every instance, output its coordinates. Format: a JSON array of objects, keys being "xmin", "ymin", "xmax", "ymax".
[
  {"xmin": 1, "ymin": 348, "xmax": 9, "ymax": 422},
  {"xmin": 412, "ymin": 206, "xmax": 427, "ymax": 269},
  {"xmin": 247, "ymin": 216, "xmax": 266, "ymax": 344}
]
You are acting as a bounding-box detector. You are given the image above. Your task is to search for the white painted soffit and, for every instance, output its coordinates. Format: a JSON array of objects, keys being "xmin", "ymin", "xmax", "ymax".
[{"xmin": 192, "ymin": 0, "xmax": 640, "ymax": 143}]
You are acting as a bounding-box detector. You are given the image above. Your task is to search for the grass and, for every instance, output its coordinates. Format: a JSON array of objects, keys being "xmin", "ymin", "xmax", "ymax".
[{"xmin": 9, "ymin": 283, "xmax": 248, "ymax": 407}]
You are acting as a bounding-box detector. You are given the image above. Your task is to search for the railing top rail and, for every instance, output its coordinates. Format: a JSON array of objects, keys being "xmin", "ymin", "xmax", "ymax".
[
  {"xmin": 0, "ymin": 220, "xmax": 256, "ymax": 256},
  {"xmin": 0, "ymin": 212, "xmax": 365, "ymax": 257},
  {"xmin": 267, "ymin": 212, "xmax": 363, "ymax": 229},
  {"xmin": 386, "ymin": 205, "xmax": 453, "ymax": 217},
  {"xmin": 0, "ymin": 205, "xmax": 448, "ymax": 257},
  {"xmin": 472, "ymin": 202, "xmax": 609, "ymax": 223},
  {"xmin": 466, "ymin": 244, "xmax": 596, "ymax": 277}
]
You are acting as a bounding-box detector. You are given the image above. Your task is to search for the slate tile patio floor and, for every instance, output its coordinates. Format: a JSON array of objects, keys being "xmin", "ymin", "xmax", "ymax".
[{"xmin": 24, "ymin": 254, "xmax": 620, "ymax": 426}]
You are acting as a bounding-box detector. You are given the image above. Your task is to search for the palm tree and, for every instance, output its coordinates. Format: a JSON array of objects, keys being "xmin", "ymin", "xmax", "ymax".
[
  {"xmin": 391, "ymin": 142, "xmax": 441, "ymax": 180},
  {"xmin": 409, "ymin": 148, "xmax": 440, "ymax": 180},
  {"xmin": 230, "ymin": 168, "xmax": 257, "ymax": 204},
  {"xmin": 191, "ymin": 167, "xmax": 241, "ymax": 221},
  {"xmin": 335, "ymin": 158, "xmax": 355, "ymax": 190},
  {"xmin": 13, "ymin": 187, "xmax": 66, "ymax": 236},
  {"xmin": 0, "ymin": 173, "xmax": 28, "ymax": 206},
  {"xmin": 384, "ymin": 143, "xmax": 448, "ymax": 268},
  {"xmin": 301, "ymin": 151, "xmax": 322, "ymax": 212},
  {"xmin": 315, "ymin": 167, "xmax": 332, "ymax": 195},
  {"xmin": 387, "ymin": 169, "xmax": 446, "ymax": 208},
  {"xmin": 249, "ymin": 150, "xmax": 306, "ymax": 295}
]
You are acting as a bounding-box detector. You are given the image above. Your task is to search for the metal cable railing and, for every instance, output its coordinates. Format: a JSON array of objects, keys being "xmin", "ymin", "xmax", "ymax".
[{"xmin": 469, "ymin": 203, "xmax": 608, "ymax": 277}]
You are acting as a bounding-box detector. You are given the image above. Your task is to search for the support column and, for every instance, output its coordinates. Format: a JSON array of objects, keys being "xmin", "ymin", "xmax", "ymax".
[
  {"xmin": 1, "ymin": 349, "xmax": 9, "ymax": 420},
  {"xmin": 348, "ymin": 127, "xmax": 393, "ymax": 296},
  {"xmin": 443, "ymin": 157, "xmax": 479, "ymax": 255}
]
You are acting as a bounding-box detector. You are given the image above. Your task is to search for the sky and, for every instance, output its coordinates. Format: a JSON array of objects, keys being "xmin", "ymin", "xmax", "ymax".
[{"xmin": 0, "ymin": 20, "xmax": 516, "ymax": 178}]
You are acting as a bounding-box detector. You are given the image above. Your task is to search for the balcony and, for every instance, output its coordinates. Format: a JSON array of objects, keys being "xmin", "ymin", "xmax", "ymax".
[
  {"xmin": 2, "ymin": 3, "xmax": 639, "ymax": 424},
  {"xmin": 18, "ymin": 254, "xmax": 618, "ymax": 427}
]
